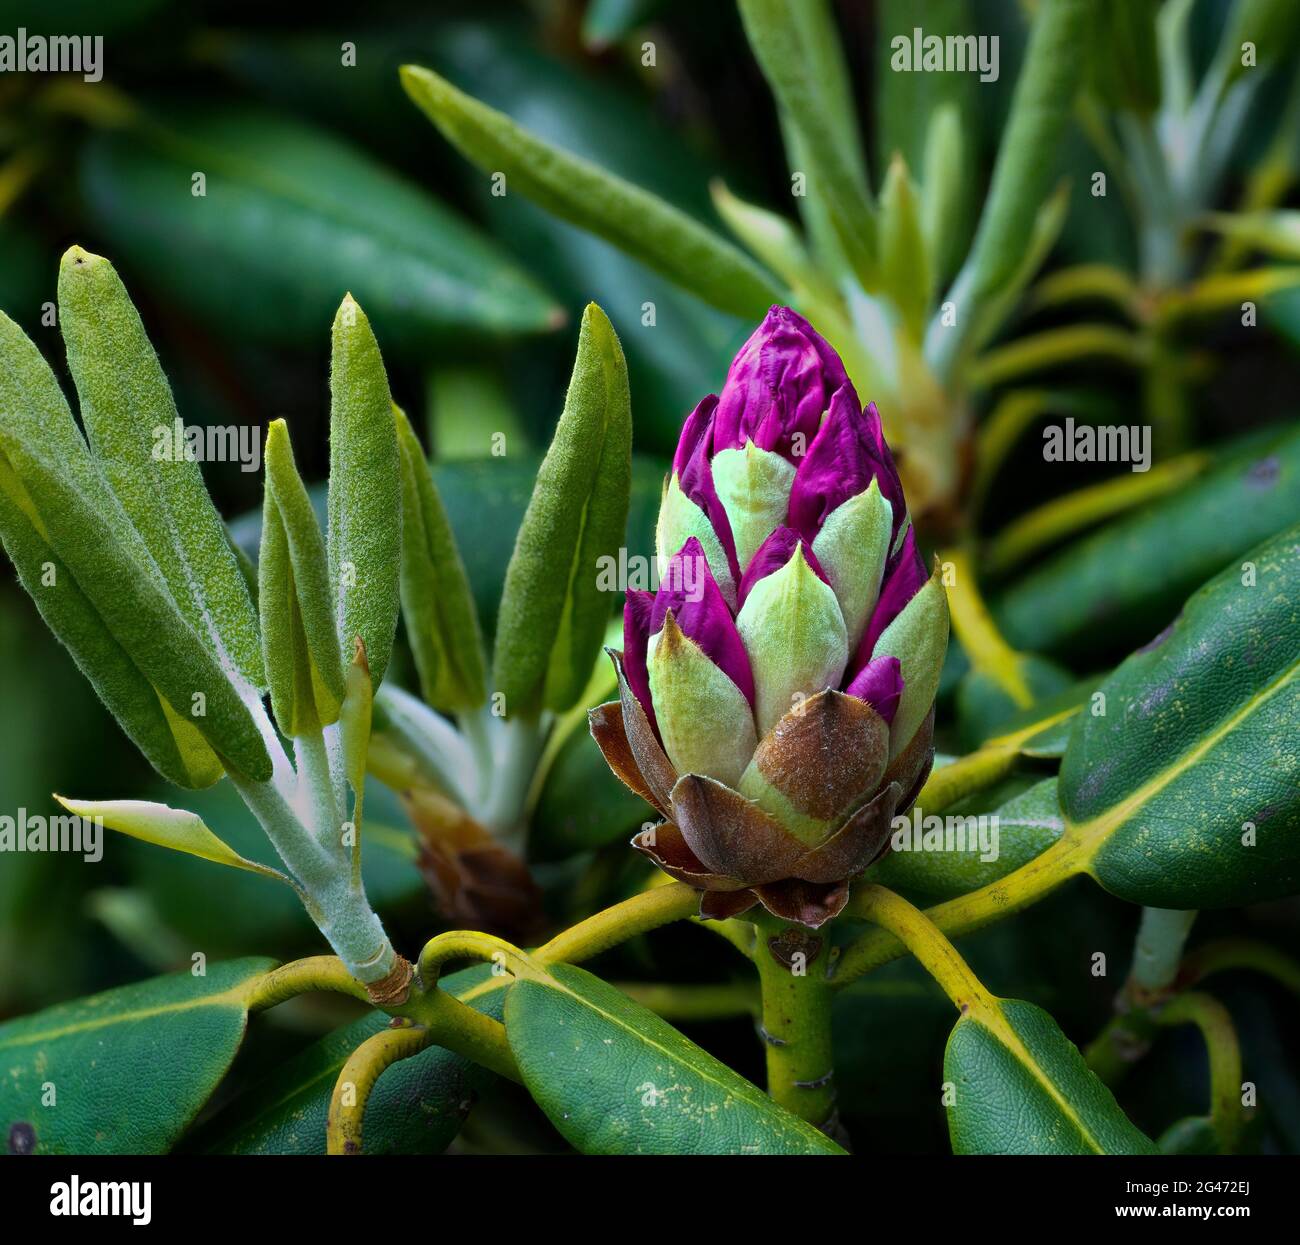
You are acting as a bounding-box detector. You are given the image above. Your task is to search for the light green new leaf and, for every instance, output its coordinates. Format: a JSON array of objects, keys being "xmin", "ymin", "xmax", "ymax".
[
  {"xmin": 1061, "ymin": 523, "xmax": 1300, "ymax": 908},
  {"xmin": 946, "ymin": 996, "xmax": 1157, "ymax": 1154},
  {"xmin": 400, "ymin": 64, "xmax": 783, "ymax": 320},
  {"xmin": 920, "ymin": 105, "xmax": 968, "ymax": 289},
  {"xmin": 57, "ymin": 247, "xmax": 265, "ymax": 690},
  {"xmin": 935, "ymin": 0, "xmax": 1091, "ymax": 371},
  {"xmin": 1201, "ymin": 210, "xmax": 1300, "ymax": 261},
  {"xmin": 0, "ymin": 312, "xmax": 271, "ymax": 781},
  {"xmin": 395, "ymin": 406, "xmax": 487, "ymax": 711},
  {"xmin": 54, "ymin": 795, "xmax": 292, "ymax": 886},
  {"xmin": 0, "ymin": 958, "xmax": 276, "ymax": 1154},
  {"xmin": 0, "ymin": 467, "xmax": 221, "ymax": 788},
  {"xmin": 737, "ymin": 0, "xmax": 877, "ymax": 286},
  {"xmin": 260, "ymin": 419, "xmax": 344, "ymax": 734},
  {"xmin": 328, "ymin": 296, "xmax": 402, "ymax": 691},
  {"xmin": 879, "ymin": 155, "xmax": 932, "ymax": 339},
  {"xmin": 493, "ymin": 304, "xmax": 631, "ymax": 717},
  {"xmin": 506, "ymin": 965, "xmax": 845, "ymax": 1155}
]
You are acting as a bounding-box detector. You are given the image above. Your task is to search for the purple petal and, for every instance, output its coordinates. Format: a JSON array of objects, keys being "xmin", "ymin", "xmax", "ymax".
[
  {"xmin": 714, "ymin": 306, "xmax": 853, "ymax": 463},
  {"xmin": 622, "ymin": 590, "xmax": 657, "ymax": 728},
  {"xmin": 672, "ymin": 394, "xmax": 741, "ymax": 585},
  {"xmin": 788, "ymin": 397, "xmax": 905, "ymax": 541},
  {"xmin": 844, "ymin": 655, "xmax": 903, "ymax": 725},
  {"xmin": 652, "ymin": 537, "xmax": 754, "ymax": 705},
  {"xmin": 854, "ymin": 527, "xmax": 929, "ymax": 664},
  {"xmin": 736, "ymin": 525, "xmax": 829, "ymax": 608}
]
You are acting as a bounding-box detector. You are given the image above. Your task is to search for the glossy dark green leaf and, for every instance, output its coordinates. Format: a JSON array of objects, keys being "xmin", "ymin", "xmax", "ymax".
[
  {"xmin": 1061, "ymin": 524, "xmax": 1300, "ymax": 907},
  {"xmin": 0, "ymin": 958, "xmax": 275, "ymax": 1154},
  {"xmin": 995, "ymin": 423, "xmax": 1300, "ymax": 663},
  {"xmin": 203, "ymin": 965, "xmax": 500, "ymax": 1155},
  {"xmin": 79, "ymin": 107, "xmax": 560, "ymax": 351},
  {"xmin": 980, "ymin": 676, "xmax": 1103, "ymax": 758},
  {"xmin": 401, "ymin": 65, "xmax": 783, "ymax": 321},
  {"xmin": 492, "ymin": 305, "xmax": 631, "ymax": 716},
  {"xmin": 946, "ymin": 996, "xmax": 1156, "ymax": 1154},
  {"xmin": 955, "ymin": 653, "xmax": 1076, "ymax": 750},
  {"xmin": 506, "ymin": 965, "xmax": 844, "ymax": 1154},
  {"xmin": 873, "ymin": 778, "xmax": 1065, "ymax": 901}
]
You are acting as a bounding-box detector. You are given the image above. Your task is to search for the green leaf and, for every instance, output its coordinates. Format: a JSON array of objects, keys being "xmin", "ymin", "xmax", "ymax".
[
  {"xmin": 79, "ymin": 107, "xmax": 560, "ymax": 350},
  {"xmin": 955, "ymin": 652, "xmax": 1075, "ymax": 750},
  {"xmin": 400, "ymin": 64, "xmax": 783, "ymax": 321},
  {"xmin": 737, "ymin": 0, "xmax": 876, "ymax": 285},
  {"xmin": 56, "ymin": 247, "xmax": 265, "ymax": 690},
  {"xmin": 994, "ymin": 423, "xmax": 1300, "ymax": 663},
  {"xmin": 0, "ymin": 466, "xmax": 218, "ymax": 789},
  {"xmin": 1088, "ymin": 0, "xmax": 1160, "ymax": 113},
  {"xmin": 202, "ymin": 965, "xmax": 500, "ymax": 1155},
  {"xmin": 980, "ymin": 676, "xmax": 1103, "ymax": 759},
  {"xmin": 1201, "ymin": 210, "xmax": 1300, "ymax": 261},
  {"xmin": 0, "ymin": 311, "xmax": 271, "ymax": 782},
  {"xmin": 493, "ymin": 304, "xmax": 631, "ymax": 717},
  {"xmin": 53, "ymin": 795, "xmax": 292, "ymax": 886},
  {"xmin": 328, "ymin": 296, "xmax": 402, "ymax": 691},
  {"xmin": 946, "ymin": 997, "xmax": 1157, "ymax": 1154},
  {"xmin": 872, "ymin": 777, "xmax": 1065, "ymax": 900},
  {"xmin": 0, "ymin": 957, "xmax": 276, "ymax": 1154},
  {"xmin": 1061, "ymin": 524, "xmax": 1300, "ymax": 908},
  {"xmin": 260, "ymin": 420, "xmax": 345, "ymax": 734},
  {"xmin": 395, "ymin": 407, "xmax": 487, "ymax": 711},
  {"xmin": 878, "ymin": 155, "xmax": 932, "ymax": 339},
  {"xmin": 935, "ymin": 0, "xmax": 1091, "ymax": 370},
  {"xmin": 505, "ymin": 965, "xmax": 845, "ymax": 1154},
  {"xmin": 920, "ymin": 105, "xmax": 969, "ymax": 289}
]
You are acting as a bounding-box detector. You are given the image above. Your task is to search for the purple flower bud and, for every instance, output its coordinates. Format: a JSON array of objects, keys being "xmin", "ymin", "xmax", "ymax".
[
  {"xmin": 713, "ymin": 306, "xmax": 850, "ymax": 462},
  {"xmin": 737, "ymin": 525, "xmax": 829, "ymax": 608}
]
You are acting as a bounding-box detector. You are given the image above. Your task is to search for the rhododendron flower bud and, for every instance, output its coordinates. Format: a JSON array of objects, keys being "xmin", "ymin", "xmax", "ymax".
[{"xmin": 591, "ymin": 307, "xmax": 948, "ymax": 928}]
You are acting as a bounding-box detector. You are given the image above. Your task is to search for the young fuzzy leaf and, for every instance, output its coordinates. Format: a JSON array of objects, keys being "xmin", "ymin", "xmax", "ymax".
[
  {"xmin": 340, "ymin": 638, "xmax": 373, "ymax": 890},
  {"xmin": 932, "ymin": 0, "xmax": 1090, "ymax": 371},
  {"xmin": 400, "ymin": 65, "xmax": 783, "ymax": 320},
  {"xmin": 879, "ymin": 155, "xmax": 932, "ymax": 339},
  {"xmin": 920, "ymin": 105, "xmax": 967, "ymax": 288},
  {"xmin": 0, "ymin": 467, "xmax": 221, "ymax": 788},
  {"xmin": 737, "ymin": 0, "xmax": 877, "ymax": 286},
  {"xmin": 56, "ymin": 247, "xmax": 265, "ymax": 690},
  {"xmin": 0, "ymin": 312, "xmax": 271, "ymax": 781},
  {"xmin": 54, "ymin": 795, "xmax": 293, "ymax": 886},
  {"xmin": 260, "ymin": 420, "xmax": 345, "ymax": 733},
  {"xmin": 492, "ymin": 304, "xmax": 631, "ymax": 717},
  {"xmin": 328, "ymin": 296, "xmax": 402, "ymax": 691},
  {"xmin": 394, "ymin": 407, "xmax": 487, "ymax": 711}
]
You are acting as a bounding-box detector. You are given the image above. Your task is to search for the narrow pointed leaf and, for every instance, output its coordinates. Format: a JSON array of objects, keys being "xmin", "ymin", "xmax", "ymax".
[
  {"xmin": 0, "ymin": 468, "xmax": 220, "ymax": 788},
  {"xmin": 946, "ymin": 996, "xmax": 1157, "ymax": 1154},
  {"xmin": 737, "ymin": 0, "xmax": 877, "ymax": 285},
  {"xmin": 934, "ymin": 0, "xmax": 1091, "ymax": 370},
  {"xmin": 505, "ymin": 965, "xmax": 845, "ymax": 1155},
  {"xmin": 57, "ymin": 247, "xmax": 265, "ymax": 689},
  {"xmin": 400, "ymin": 64, "xmax": 783, "ymax": 320},
  {"xmin": 493, "ymin": 304, "xmax": 631, "ymax": 717},
  {"xmin": 328, "ymin": 296, "xmax": 402, "ymax": 691},
  {"xmin": 1061, "ymin": 524, "xmax": 1300, "ymax": 908},
  {"xmin": 0, "ymin": 958, "xmax": 276, "ymax": 1154},
  {"xmin": 395, "ymin": 406, "xmax": 487, "ymax": 711},
  {"xmin": 54, "ymin": 795, "xmax": 292, "ymax": 886},
  {"xmin": 260, "ymin": 419, "xmax": 344, "ymax": 733},
  {"xmin": 879, "ymin": 155, "xmax": 932, "ymax": 338},
  {"xmin": 0, "ymin": 312, "xmax": 271, "ymax": 781}
]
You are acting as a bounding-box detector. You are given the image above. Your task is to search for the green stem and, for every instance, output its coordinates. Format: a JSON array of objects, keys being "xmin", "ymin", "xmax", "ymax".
[
  {"xmin": 751, "ymin": 913, "xmax": 837, "ymax": 1129},
  {"xmin": 1129, "ymin": 906, "xmax": 1198, "ymax": 998},
  {"xmin": 1155, "ymin": 991, "xmax": 1243, "ymax": 1153}
]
